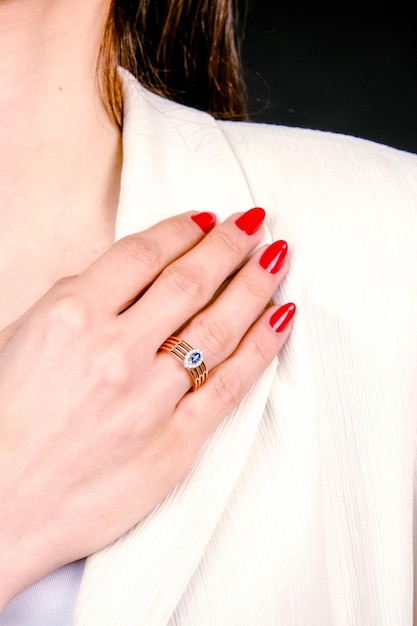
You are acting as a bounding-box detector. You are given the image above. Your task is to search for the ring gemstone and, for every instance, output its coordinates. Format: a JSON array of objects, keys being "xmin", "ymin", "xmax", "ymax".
[{"xmin": 183, "ymin": 348, "xmax": 204, "ymax": 369}]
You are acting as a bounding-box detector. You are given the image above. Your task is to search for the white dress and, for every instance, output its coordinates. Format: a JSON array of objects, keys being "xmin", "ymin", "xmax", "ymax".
[{"xmin": 2, "ymin": 69, "xmax": 417, "ymax": 625}]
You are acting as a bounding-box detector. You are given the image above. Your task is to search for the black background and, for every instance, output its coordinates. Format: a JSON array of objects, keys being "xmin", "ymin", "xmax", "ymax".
[{"xmin": 240, "ymin": 2, "xmax": 417, "ymax": 154}]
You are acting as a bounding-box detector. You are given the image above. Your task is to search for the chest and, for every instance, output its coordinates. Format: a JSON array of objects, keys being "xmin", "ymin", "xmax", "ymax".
[{"xmin": 0, "ymin": 218, "xmax": 114, "ymax": 330}]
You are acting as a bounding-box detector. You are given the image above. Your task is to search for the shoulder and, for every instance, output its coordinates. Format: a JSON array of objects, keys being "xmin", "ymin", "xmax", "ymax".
[
  {"xmin": 120, "ymin": 70, "xmax": 417, "ymax": 233},
  {"xmin": 217, "ymin": 119, "xmax": 417, "ymax": 201},
  {"xmin": 216, "ymin": 119, "xmax": 417, "ymax": 242},
  {"xmin": 214, "ymin": 121, "xmax": 417, "ymax": 318},
  {"xmin": 121, "ymin": 68, "xmax": 417, "ymax": 190}
]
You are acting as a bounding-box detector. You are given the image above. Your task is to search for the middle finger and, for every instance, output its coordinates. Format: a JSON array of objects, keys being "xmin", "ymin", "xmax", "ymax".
[{"xmin": 120, "ymin": 208, "xmax": 266, "ymax": 348}]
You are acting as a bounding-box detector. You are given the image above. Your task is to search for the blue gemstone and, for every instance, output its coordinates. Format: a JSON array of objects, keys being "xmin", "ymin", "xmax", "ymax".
[{"xmin": 184, "ymin": 348, "xmax": 204, "ymax": 369}]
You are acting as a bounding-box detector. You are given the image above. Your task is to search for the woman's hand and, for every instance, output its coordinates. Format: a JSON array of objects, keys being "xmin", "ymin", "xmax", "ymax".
[{"xmin": 0, "ymin": 208, "xmax": 295, "ymax": 607}]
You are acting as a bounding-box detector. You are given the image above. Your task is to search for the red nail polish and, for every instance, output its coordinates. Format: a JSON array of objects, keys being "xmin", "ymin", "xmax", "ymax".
[
  {"xmin": 270, "ymin": 303, "xmax": 296, "ymax": 333},
  {"xmin": 235, "ymin": 207, "xmax": 265, "ymax": 235},
  {"xmin": 191, "ymin": 212, "xmax": 217, "ymax": 233},
  {"xmin": 259, "ymin": 240, "xmax": 288, "ymax": 274}
]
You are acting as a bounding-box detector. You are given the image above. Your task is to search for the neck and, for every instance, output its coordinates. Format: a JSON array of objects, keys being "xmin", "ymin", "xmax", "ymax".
[{"xmin": 0, "ymin": 0, "xmax": 121, "ymax": 230}]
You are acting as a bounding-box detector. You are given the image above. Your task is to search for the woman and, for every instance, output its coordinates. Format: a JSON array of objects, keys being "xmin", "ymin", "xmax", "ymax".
[{"xmin": 0, "ymin": 1, "xmax": 416, "ymax": 624}]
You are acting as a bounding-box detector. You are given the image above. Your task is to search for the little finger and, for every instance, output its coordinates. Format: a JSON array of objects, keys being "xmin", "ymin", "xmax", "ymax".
[{"xmin": 173, "ymin": 303, "xmax": 296, "ymax": 442}]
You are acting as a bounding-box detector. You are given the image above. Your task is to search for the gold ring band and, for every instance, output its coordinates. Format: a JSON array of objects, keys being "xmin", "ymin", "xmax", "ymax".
[{"xmin": 159, "ymin": 336, "xmax": 208, "ymax": 391}]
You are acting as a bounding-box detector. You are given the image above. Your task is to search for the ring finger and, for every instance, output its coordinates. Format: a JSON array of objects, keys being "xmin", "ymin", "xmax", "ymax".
[{"xmin": 156, "ymin": 239, "xmax": 290, "ymax": 396}]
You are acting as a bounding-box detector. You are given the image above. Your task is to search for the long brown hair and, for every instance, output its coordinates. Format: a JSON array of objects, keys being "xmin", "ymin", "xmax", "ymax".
[{"xmin": 98, "ymin": 0, "xmax": 247, "ymax": 128}]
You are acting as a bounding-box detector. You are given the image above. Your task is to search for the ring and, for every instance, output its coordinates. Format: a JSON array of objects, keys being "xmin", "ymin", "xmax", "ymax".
[{"xmin": 158, "ymin": 336, "xmax": 208, "ymax": 391}]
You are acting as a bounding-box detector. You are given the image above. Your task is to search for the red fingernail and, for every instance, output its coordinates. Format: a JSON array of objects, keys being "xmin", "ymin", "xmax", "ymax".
[
  {"xmin": 270, "ymin": 303, "xmax": 296, "ymax": 333},
  {"xmin": 191, "ymin": 212, "xmax": 217, "ymax": 233},
  {"xmin": 235, "ymin": 207, "xmax": 265, "ymax": 235},
  {"xmin": 259, "ymin": 240, "xmax": 288, "ymax": 274}
]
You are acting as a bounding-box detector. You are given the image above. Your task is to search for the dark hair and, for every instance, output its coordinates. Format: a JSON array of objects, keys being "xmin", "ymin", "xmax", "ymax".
[{"xmin": 98, "ymin": 0, "xmax": 247, "ymax": 128}]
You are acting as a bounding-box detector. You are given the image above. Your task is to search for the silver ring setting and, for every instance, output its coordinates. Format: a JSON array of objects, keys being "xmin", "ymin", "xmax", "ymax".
[
  {"xmin": 183, "ymin": 348, "xmax": 204, "ymax": 369},
  {"xmin": 159, "ymin": 336, "xmax": 208, "ymax": 391}
]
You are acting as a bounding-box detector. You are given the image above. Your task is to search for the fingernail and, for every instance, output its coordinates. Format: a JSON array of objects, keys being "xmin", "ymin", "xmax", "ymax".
[
  {"xmin": 191, "ymin": 212, "xmax": 217, "ymax": 233},
  {"xmin": 259, "ymin": 240, "xmax": 288, "ymax": 274},
  {"xmin": 235, "ymin": 207, "xmax": 265, "ymax": 235},
  {"xmin": 269, "ymin": 303, "xmax": 296, "ymax": 333}
]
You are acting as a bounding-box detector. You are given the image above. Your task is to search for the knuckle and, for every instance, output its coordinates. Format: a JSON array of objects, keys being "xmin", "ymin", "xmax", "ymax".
[
  {"xmin": 163, "ymin": 262, "xmax": 210, "ymax": 302},
  {"xmin": 167, "ymin": 216, "xmax": 195, "ymax": 242},
  {"xmin": 212, "ymin": 365, "xmax": 245, "ymax": 407},
  {"xmin": 239, "ymin": 274, "xmax": 271, "ymax": 300},
  {"xmin": 210, "ymin": 229, "xmax": 243, "ymax": 256},
  {"xmin": 45, "ymin": 292, "xmax": 90, "ymax": 334},
  {"xmin": 246, "ymin": 335, "xmax": 270, "ymax": 364},
  {"xmin": 192, "ymin": 314, "xmax": 234, "ymax": 356},
  {"xmin": 115, "ymin": 234, "xmax": 161, "ymax": 269}
]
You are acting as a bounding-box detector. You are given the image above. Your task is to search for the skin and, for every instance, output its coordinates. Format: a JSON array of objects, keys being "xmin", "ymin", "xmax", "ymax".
[
  {"xmin": 0, "ymin": 0, "xmax": 294, "ymax": 609},
  {"xmin": 0, "ymin": 0, "xmax": 121, "ymax": 327}
]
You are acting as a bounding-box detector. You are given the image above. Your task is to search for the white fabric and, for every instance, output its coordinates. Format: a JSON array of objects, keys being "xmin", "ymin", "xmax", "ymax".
[
  {"xmin": 74, "ymin": 71, "xmax": 417, "ymax": 625},
  {"xmin": 2, "ymin": 69, "xmax": 417, "ymax": 624}
]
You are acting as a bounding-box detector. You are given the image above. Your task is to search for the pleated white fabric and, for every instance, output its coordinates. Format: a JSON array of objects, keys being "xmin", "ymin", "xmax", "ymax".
[{"xmin": 72, "ymin": 70, "xmax": 416, "ymax": 624}]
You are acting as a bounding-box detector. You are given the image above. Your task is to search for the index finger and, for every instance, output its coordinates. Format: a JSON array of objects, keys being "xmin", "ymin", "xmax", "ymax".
[{"xmin": 75, "ymin": 211, "xmax": 216, "ymax": 314}]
